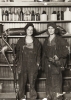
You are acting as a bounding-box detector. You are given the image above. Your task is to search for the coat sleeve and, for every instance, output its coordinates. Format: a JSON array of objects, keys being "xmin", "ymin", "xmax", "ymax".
[
  {"xmin": 57, "ymin": 37, "xmax": 69, "ymax": 70},
  {"xmin": 61, "ymin": 38, "xmax": 69, "ymax": 58},
  {"xmin": 14, "ymin": 38, "xmax": 22, "ymax": 63},
  {"xmin": 61, "ymin": 38, "xmax": 69, "ymax": 70}
]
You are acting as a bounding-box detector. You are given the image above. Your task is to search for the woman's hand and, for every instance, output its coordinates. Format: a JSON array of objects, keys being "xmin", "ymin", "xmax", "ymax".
[
  {"xmin": 53, "ymin": 55, "xmax": 59, "ymax": 61},
  {"xmin": 49, "ymin": 57, "xmax": 55, "ymax": 63},
  {"xmin": 1, "ymin": 46, "xmax": 8, "ymax": 54},
  {"xmin": 37, "ymin": 63, "xmax": 41, "ymax": 70}
]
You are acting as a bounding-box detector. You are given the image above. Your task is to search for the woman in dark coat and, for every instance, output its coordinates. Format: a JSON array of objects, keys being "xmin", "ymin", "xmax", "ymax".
[
  {"xmin": 15, "ymin": 23, "xmax": 41, "ymax": 100},
  {"xmin": 42, "ymin": 23, "xmax": 69, "ymax": 100}
]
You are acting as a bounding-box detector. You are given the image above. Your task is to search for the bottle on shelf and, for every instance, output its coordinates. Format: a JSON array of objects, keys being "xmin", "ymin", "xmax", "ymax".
[
  {"xmin": 40, "ymin": 10, "xmax": 47, "ymax": 21},
  {"xmin": 57, "ymin": 11, "xmax": 60, "ymax": 20},
  {"xmin": 14, "ymin": 9, "xmax": 19, "ymax": 21},
  {"xmin": 12, "ymin": 11, "xmax": 15, "ymax": 21},
  {"xmin": 17, "ymin": 8, "xmax": 20, "ymax": 21},
  {"xmin": 35, "ymin": 10, "xmax": 40, "ymax": 21},
  {"xmin": 0, "ymin": 8, "xmax": 2, "ymax": 21},
  {"xmin": 2, "ymin": 10, "xmax": 5, "ymax": 21},
  {"xmin": 64, "ymin": 7, "xmax": 71, "ymax": 20},
  {"xmin": 50, "ymin": 11, "xmax": 57, "ymax": 21},
  {"xmin": 8, "ymin": 8, "xmax": 12, "ymax": 21},
  {"xmin": 31, "ymin": 10, "xmax": 35, "ymax": 21},
  {"xmin": 24, "ymin": 10, "xmax": 31, "ymax": 21},
  {"xmin": 22, "ymin": 8, "xmax": 25, "ymax": 21},
  {"xmin": 5, "ymin": 9, "xmax": 9, "ymax": 21},
  {"xmin": 20, "ymin": 8, "xmax": 23, "ymax": 21},
  {"xmin": 61, "ymin": 11, "xmax": 64, "ymax": 20}
]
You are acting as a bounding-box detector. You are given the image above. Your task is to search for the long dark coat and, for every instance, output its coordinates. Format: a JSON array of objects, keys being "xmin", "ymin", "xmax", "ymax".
[
  {"xmin": 14, "ymin": 37, "xmax": 41, "ymax": 99},
  {"xmin": 42, "ymin": 35, "xmax": 69, "ymax": 99},
  {"xmin": 15, "ymin": 37, "xmax": 41, "ymax": 73}
]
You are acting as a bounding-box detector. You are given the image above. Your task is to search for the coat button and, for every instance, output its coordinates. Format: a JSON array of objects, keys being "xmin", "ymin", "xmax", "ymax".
[{"xmin": 48, "ymin": 64, "xmax": 50, "ymax": 67}]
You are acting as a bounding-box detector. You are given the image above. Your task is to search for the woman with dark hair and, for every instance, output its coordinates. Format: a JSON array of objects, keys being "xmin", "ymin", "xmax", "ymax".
[
  {"xmin": 42, "ymin": 23, "xmax": 69, "ymax": 100},
  {"xmin": 15, "ymin": 23, "xmax": 41, "ymax": 100}
]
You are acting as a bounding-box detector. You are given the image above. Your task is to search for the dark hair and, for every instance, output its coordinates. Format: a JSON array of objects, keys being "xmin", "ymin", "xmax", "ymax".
[
  {"xmin": 47, "ymin": 22, "xmax": 60, "ymax": 35},
  {"xmin": 24, "ymin": 23, "xmax": 37, "ymax": 36},
  {"xmin": 47, "ymin": 22, "xmax": 57, "ymax": 30},
  {"xmin": 24, "ymin": 23, "xmax": 34, "ymax": 31},
  {"xmin": 47, "ymin": 23, "xmax": 65, "ymax": 36}
]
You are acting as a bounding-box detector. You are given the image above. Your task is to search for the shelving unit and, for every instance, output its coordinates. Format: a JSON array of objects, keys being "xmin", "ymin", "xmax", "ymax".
[
  {"xmin": 0, "ymin": 2, "xmax": 71, "ymax": 7},
  {"xmin": 0, "ymin": 1, "xmax": 71, "ymax": 100}
]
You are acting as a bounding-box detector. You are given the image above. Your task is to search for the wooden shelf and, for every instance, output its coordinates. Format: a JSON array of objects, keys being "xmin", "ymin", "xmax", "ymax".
[
  {"xmin": 39, "ymin": 77, "xmax": 71, "ymax": 80},
  {"xmin": 0, "ymin": 34, "xmax": 71, "ymax": 38},
  {"xmin": 1, "ymin": 20, "xmax": 71, "ymax": 23},
  {"xmin": 0, "ymin": 51, "xmax": 13, "ymax": 53},
  {"xmin": 0, "ymin": 2, "xmax": 71, "ymax": 7},
  {"xmin": 1, "ymin": 77, "xmax": 45, "ymax": 81},
  {"xmin": 0, "ymin": 64, "xmax": 13, "ymax": 67},
  {"xmin": 0, "ymin": 78, "xmax": 15, "ymax": 81},
  {"xmin": 0, "ymin": 77, "xmax": 71, "ymax": 81},
  {"xmin": 0, "ymin": 78, "xmax": 45, "ymax": 80},
  {"xmin": 0, "ymin": 63, "xmax": 71, "ymax": 68},
  {"xmin": 0, "ymin": 35, "xmax": 48, "ymax": 38}
]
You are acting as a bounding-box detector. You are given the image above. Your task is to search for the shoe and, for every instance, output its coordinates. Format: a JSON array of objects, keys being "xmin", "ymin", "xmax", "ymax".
[{"xmin": 20, "ymin": 96, "xmax": 26, "ymax": 100}]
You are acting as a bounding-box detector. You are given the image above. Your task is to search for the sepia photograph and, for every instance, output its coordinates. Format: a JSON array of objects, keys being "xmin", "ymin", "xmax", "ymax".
[{"xmin": 0, "ymin": 0, "xmax": 71, "ymax": 100}]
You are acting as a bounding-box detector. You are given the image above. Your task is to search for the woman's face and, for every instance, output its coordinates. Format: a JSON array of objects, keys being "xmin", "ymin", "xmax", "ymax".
[
  {"xmin": 48, "ymin": 26, "xmax": 55, "ymax": 35},
  {"xmin": 26, "ymin": 26, "xmax": 33, "ymax": 36}
]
